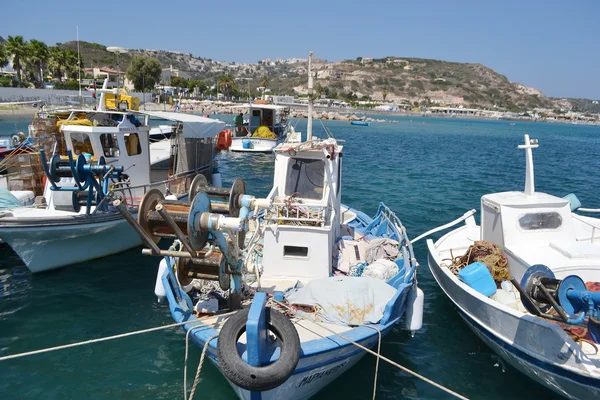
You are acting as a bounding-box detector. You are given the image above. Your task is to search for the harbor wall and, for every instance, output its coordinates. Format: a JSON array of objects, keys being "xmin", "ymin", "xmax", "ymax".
[{"xmin": 0, "ymin": 87, "xmax": 146, "ymax": 106}]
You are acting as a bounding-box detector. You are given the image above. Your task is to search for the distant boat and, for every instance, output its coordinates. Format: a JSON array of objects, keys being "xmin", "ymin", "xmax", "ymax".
[{"xmin": 350, "ymin": 121, "xmax": 371, "ymax": 126}]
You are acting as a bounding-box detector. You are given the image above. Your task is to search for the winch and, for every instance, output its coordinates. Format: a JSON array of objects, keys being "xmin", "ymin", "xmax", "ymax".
[
  {"xmin": 40, "ymin": 149, "xmax": 125, "ymax": 214},
  {"xmin": 113, "ymin": 175, "xmax": 271, "ymax": 310},
  {"xmin": 517, "ymin": 264, "xmax": 600, "ymax": 342}
]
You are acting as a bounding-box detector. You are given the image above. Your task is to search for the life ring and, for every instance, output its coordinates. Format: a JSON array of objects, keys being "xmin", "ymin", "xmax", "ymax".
[
  {"xmin": 217, "ymin": 307, "xmax": 300, "ymax": 391},
  {"xmin": 217, "ymin": 129, "xmax": 232, "ymax": 150}
]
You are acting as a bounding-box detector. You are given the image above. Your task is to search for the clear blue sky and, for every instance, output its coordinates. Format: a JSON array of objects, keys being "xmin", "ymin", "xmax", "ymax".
[{"xmin": 2, "ymin": 0, "xmax": 598, "ymax": 99}]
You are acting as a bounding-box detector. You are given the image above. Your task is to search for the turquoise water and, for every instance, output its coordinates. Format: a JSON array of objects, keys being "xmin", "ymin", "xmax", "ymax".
[{"xmin": 1, "ymin": 114, "xmax": 599, "ymax": 399}]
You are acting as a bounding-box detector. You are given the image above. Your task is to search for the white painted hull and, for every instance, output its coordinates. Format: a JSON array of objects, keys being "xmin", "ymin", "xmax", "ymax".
[
  {"xmin": 0, "ymin": 214, "xmax": 141, "ymax": 273},
  {"xmin": 427, "ymin": 230, "xmax": 600, "ymax": 399},
  {"xmin": 230, "ymin": 137, "xmax": 281, "ymax": 153}
]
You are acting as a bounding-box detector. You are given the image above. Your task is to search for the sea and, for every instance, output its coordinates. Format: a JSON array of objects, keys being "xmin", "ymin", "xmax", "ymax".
[{"xmin": 1, "ymin": 113, "xmax": 599, "ymax": 399}]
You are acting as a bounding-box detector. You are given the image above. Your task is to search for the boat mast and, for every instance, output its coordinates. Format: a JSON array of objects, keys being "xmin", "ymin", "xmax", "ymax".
[
  {"xmin": 518, "ymin": 134, "xmax": 539, "ymax": 195},
  {"xmin": 77, "ymin": 25, "xmax": 82, "ymax": 106},
  {"xmin": 307, "ymin": 51, "xmax": 314, "ymax": 141}
]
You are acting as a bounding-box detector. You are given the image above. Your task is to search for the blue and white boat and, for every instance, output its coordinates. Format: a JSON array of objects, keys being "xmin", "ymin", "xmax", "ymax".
[
  {"xmin": 122, "ymin": 52, "xmax": 423, "ymax": 400},
  {"xmin": 350, "ymin": 121, "xmax": 371, "ymax": 126},
  {"xmin": 426, "ymin": 135, "xmax": 600, "ymax": 399}
]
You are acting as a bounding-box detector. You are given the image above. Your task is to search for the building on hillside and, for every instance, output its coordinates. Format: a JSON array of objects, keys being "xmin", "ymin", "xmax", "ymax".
[
  {"xmin": 83, "ymin": 68, "xmax": 134, "ymax": 90},
  {"xmin": 361, "ymin": 57, "xmax": 373, "ymax": 64},
  {"xmin": 161, "ymin": 65, "xmax": 191, "ymax": 85}
]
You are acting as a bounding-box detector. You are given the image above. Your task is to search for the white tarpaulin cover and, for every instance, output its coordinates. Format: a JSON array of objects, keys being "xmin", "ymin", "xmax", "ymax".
[
  {"xmin": 147, "ymin": 112, "xmax": 225, "ymax": 139},
  {"xmin": 285, "ymin": 276, "xmax": 397, "ymax": 326}
]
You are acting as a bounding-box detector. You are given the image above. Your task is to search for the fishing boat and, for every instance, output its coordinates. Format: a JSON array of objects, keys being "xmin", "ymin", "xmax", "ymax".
[
  {"xmin": 426, "ymin": 134, "xmax": 600, "ymax": 399},
  {"xmin": 228, "ymin": 103, "xmax": 295, "ymax": 152},
  {"xmin": 0, "ymin": 81, "xmax": 225, "ymax": 273},
  {"xmin": 350, "ymin": 121, "xmax": 371, "ymax": 126},
  {"xmin": 117, "ymin": 52, "xmax": 423, "ymax": 400}
]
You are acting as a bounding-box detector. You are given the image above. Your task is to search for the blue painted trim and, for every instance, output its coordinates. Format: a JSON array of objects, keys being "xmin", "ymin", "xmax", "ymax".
[
  {"xmin": 246, "ymin": 292, "xmax": 268, "ymax": 366},
  {"xmin": 456, "ymin": 308, "xmax": 600, "ymax": 388}
]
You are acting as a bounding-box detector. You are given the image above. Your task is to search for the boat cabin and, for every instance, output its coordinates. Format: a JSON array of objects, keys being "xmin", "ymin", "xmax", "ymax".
[
  {"xmin": 260, "ymin": 140, "xmax": 342, "ymax": 286},
  {"xmin": 231, "ymin": 104, "xmax": 290, "ymax": 138},
  {"xmin": 480, "ymin": 136, "xmax": 600, "ymax": 283}
]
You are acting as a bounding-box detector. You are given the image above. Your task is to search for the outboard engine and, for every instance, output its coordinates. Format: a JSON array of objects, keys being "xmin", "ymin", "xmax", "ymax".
[{"xmin": 518, "ymin": 264, "xmax": 600, "ymax": 343}]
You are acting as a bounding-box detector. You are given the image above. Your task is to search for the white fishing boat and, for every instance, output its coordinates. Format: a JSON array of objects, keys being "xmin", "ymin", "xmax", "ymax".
[
  {"xmin": 117, "ymin": 52, "xmax": 423, "ymax": 400},
  {"xmin": 0, "ymin": 81, "xmax": 225, "ymax": 273},
  {"xmin": 228, "ymin": 104, "xmax": 295, "ymax": 152},
  {"xmin": 426, "ymin": 134, "xmax": 600, "ymax": 399}
]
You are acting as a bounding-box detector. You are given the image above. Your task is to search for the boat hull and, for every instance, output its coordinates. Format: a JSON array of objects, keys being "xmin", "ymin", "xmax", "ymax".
[
  {"xmin": 427, "ymin": 239, "xmax": 600, "ymax": 399},
  {"xmin": 0, "ymin": 213, "xmax": 141, "ymax": 273},
  {"xmin": 230, "ymin": 137, "xmax": 281, "ymax": 153}
]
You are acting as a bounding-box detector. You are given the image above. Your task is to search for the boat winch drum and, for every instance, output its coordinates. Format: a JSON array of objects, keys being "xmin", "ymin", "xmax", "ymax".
[{"xmin": 217, "ymin": 307, "xmax": 300, "ymax": 391}]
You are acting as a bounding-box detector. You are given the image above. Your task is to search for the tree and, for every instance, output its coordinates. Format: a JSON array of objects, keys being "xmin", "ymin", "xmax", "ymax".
[
  {"xmin": 126, "ymin": 55, "xmax": 162, "ymax": 91},
  {"xmin": 48, "ymin": 46, "xmax": 67, "ymax": 81},
  {"xmin": 62, "ymin": 49, "xmax": 82, "ymax": 80},
  {"xmin": 5, "ymin": 35, "xmax": 27, "ymax": 82},
  {"xmin": 27, "ymin": 39, "xmax": 49, "ymax": 83},
  {"xmin": 259, "ymin": 75, "xmax": 270, "ymax": 89},
  {"xmin": 382, "ymin": 87, "xmax": 389, "ymax": 101},
  {"xmin": 218, "ymin": 73, "xmax": 235, "ymax": 97},
  {"xmin": 0, "ymin": 44, "xmax": 8, "ymax": 71}
]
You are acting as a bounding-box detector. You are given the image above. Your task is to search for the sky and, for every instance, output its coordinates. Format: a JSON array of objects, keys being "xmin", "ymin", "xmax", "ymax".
[{"xmin": 2, "ymin": 0, "xmax": 598, "ymax": 99}]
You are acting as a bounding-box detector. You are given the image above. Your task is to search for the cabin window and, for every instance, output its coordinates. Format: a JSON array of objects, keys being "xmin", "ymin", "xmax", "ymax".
[
  {"xmin": 284, "ymin": 245, "xmax": 309, "ymax": 258},
  {"xmin": 70, "ymin": 132, "xmax": 93, "ymax": 155},
  {"xmin": 100, "ymin": 133, "xmax": 120, "ymax": 158},
  {"xmin": 124, "ymin": 133, "xmax": 142, "ymax": 156},
  {"xmin": 285, "ymin": 158, "xmax": 325, "ymax": 200},
  {"xmin": 518, "ymin": 212, "xmax": 562, "ymax": 231}
]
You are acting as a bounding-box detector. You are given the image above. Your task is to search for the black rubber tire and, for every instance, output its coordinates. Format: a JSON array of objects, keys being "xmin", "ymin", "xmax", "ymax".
[{"xmin": 217, "ymin": 307, "xmax": 300, "ymax": 392}]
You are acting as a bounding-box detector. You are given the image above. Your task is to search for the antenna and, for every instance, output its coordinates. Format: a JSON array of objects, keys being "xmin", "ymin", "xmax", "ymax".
[
  {"xmin": 77, "ymin": 25, "xmax": 82, "ymax": 106},
  {"xmin": 307, "ymin": 51, "xmax": 314, "ymax": 141},
  {"xmin": 107, "ymin": 46, "xmax": 129, "ymax": 96},
  {"xmin": 518, "ymin": 134, "xmax": 539, "ymax": 196}
]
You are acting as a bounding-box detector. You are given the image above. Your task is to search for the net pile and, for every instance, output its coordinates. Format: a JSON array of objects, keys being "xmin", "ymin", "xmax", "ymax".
[{"xmin": 450, "ymin": 240, "xmax": 509, "ymax": 281}]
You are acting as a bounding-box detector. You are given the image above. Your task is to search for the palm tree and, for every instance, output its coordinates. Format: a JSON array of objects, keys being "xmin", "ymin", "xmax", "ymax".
[
  {"xmin": 218, "ymin": 73, "xmax": 235, "ymax": 97},
  {"xmin": 0, "ymin": 44, "xmax": 8, "ymax": 71},
  {"xmin": 5, "ymin": 35, "xmax": 28, "ymax": 82},
  {"xmin": 27, "ymin": 39, "xmax": 49, "ymax": 83},
  {"xmin": 382, "ymin": 87, "xmax": 389, "ymax": 101},
  {"xmin": 48, "ymin": 46, "xmax": 67, "ymax": 81},
  {"xmin": 63, "ymin": 49, "xmax": 81, "ymax": 80},
  {"xmin": 259, "ymin": 75, "xmax": 270, "ymax": 89}
]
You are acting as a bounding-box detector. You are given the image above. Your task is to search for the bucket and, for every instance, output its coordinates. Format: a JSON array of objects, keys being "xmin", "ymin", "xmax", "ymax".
[{"xmin": 242, "ymin": 139, "xmax": 252, "ymax": 149}]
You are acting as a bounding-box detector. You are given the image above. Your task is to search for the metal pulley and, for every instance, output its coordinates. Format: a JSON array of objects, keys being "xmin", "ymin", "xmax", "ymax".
[{"xmin": 190, "ymin": 176, "xmax": 246, "ymax": 217}]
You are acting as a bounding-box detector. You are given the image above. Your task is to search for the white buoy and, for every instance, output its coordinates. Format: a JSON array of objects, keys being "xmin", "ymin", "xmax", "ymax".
[
  {"xmin": 404, "ymin": 287, "xmax": 424, "ymax": 335},
  {"xmin": 211, "ymin": 171, "xmax": 223, "ymax": 188},
  {"xmin": 154, "ymin": 258, "xmax": 168, "ymax": 302}
]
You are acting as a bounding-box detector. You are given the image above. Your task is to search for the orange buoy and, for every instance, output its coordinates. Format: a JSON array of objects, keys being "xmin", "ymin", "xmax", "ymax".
[{"xmin": 217, "ymin": 129, "xmax": 232, "ymax": 150}]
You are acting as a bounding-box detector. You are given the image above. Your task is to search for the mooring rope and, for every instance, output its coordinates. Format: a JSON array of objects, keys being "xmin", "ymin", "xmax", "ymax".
[
  {"xmin": 270, "ymin": 299, "xmax": 469, "ymax": 400},
  {"xmin": 0, "ymin": 319, "xmax": 215, "ymax": 362},
  {"xmin": 185, "ymin": 332, "xmax": 219, "ymax": 400}
]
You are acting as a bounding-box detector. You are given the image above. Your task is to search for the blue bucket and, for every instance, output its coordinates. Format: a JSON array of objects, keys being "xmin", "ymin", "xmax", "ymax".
[{"xmin": 242, "ymin": 139, "xmax": 252, "ymax": 149}]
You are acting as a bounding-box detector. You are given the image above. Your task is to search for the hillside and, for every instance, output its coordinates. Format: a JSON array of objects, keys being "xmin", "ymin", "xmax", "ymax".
[{"xmin": 63, "ymin": 41, "xmax": 567, "ymax": 111}]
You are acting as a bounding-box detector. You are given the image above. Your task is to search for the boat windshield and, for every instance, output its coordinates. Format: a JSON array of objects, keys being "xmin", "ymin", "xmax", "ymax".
[{"xmin": 285, "ymin": 158, "xmax": 325, "ymax": 200}]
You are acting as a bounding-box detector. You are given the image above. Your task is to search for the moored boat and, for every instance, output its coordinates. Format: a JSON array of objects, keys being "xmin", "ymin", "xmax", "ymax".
[
  {"xmin": 426, "ymin": 134, "xmax": 600, "ymax": 399},
  {"xmin": 0, "ymin": 80, "xmax": 225, "ymax": 273},
  {"xmin": 350, "ymin": 121, "xmax": 371, "ymax": 126},
  {"xmin": 118, "ymin": 52, "xmax": 423, "ymax": 400},
  {"xmin": 228, "ymin": 103, "xmax": 295, "ymax": 152}
]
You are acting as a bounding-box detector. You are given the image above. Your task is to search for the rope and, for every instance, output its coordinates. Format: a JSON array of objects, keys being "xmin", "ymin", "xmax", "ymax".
[
  {"xmin": 186, "ymin": 333, "xmax": 219, "ymax": 400},
  {"xmin": 270, "ymin": 299, "xmax": 468, "ymax": 400},
  {"xmin": 0, "ymin": 319, "xmax": 216, "ymax": 362},
  {"xmin": 364, "ymin": 325, "xmax": 382, "ymax": 400}
]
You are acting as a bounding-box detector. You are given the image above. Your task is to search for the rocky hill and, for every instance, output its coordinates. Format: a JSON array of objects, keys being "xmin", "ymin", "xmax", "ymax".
[{"xmin": 64, "ymin": 41, "xmax": 567, "ymax": 111}]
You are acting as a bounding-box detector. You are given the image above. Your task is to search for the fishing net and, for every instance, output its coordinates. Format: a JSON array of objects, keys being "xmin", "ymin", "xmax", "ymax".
[{"xmin": 450, "ymin": 240, "xmax": 509, "ymax": 281}]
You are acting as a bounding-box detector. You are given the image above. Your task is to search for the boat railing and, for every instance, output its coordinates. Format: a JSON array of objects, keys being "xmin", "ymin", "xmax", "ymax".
[
  {"xmin": 265, "ymin": 201, "xmax": 327, "ymax": 227},
  {"xmin": 572, "ymin": 213, "xmax": 600, "ymax": 244}
]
